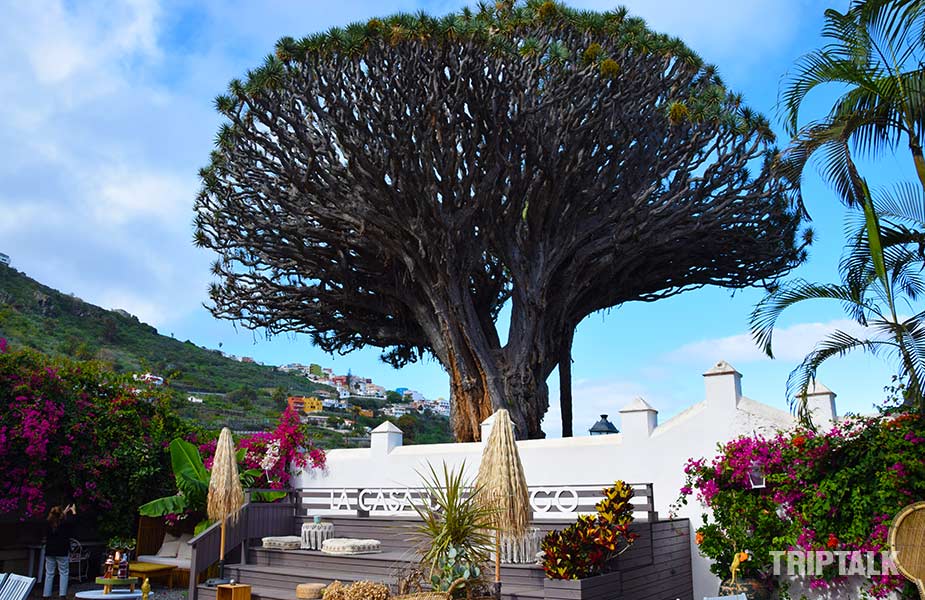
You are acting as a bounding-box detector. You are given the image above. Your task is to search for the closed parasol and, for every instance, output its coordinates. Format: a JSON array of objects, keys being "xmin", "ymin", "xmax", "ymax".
[{"xmin": 475, "ymin": 409, "xmax": 531, "ymax": 600}]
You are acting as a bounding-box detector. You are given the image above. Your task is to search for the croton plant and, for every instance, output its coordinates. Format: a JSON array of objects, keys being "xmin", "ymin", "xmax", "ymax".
[{"xmin": 541, "ymin": 480, "xmax": 639, "ymax": 579}]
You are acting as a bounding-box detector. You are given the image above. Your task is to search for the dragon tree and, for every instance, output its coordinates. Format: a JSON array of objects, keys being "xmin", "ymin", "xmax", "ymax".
[{"xmin": 194, "ymin": 1, "xmax": 806, "ymax": 441}]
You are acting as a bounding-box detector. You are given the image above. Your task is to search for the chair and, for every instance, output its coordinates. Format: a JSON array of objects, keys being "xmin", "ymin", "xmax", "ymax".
[
  {"xmin": 0, "ymin": 574, "xmax": 36, "ymax": 600},
  {"xmin": 68, "ymin": 538, "xmax": 90, "ymax": 582}
]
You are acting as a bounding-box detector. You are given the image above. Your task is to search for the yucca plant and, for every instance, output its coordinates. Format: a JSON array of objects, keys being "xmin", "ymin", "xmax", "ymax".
[{"xmin": 411, "ymin": 462, "xmax": 496, "ymax": 595}]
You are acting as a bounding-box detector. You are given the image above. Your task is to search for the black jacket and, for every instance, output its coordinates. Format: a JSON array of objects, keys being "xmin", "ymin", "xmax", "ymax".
[{"xmin": 45, "ymin": 517, "xmax": 75, "ymax": 557}]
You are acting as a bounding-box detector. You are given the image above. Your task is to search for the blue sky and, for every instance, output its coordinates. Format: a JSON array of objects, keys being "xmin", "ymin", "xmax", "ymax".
[{"xmin": 1, "ymin": 0, "xmax": 912, "ymax": 435}]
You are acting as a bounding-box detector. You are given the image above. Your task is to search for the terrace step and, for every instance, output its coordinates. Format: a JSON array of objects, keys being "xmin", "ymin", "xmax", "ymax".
[
  {"xmin": 197, "ymin": 581, "xmax": 542, "ymax": 600},
  {"xmin": 197, "ymin": 545, "xmax": 548, "ymax": 600},
  {"xmin": 244, "ymin": 547, "xmax": 546, "ymax": 588}
]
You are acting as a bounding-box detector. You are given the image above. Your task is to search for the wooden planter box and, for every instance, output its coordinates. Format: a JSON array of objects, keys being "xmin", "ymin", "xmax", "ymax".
[{"xmin": 542, "ymin": 571, "xmax": 622, "ymax": 600}]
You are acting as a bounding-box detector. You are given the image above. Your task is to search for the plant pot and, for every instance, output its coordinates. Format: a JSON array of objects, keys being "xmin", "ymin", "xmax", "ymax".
[
  {"xmin": 543, "ymin": 571, "xmax": 622, "ymax": 600},
  {"xmin": 719, "ymin": 577, "xmax": 771, "ymax": 600}
]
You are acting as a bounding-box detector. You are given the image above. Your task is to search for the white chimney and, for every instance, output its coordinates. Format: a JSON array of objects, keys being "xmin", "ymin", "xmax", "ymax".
[
  {"xmin": 704, "ymin": 360, "xmax": 742, "ymax": 413},
  {"xmin": 619, "ymin": 397, "xmax": 658, "ymax": 441},
  {"xmin": 370, "ymin": 420, "xmax": 403, "ymax": 456},
  {"xmin": 804, "ymin": 382, "xmax": 837, "ymax": 428},
  {"xmin": 480, "ymin": 412, "xmax": 496, "ymax": 445}
]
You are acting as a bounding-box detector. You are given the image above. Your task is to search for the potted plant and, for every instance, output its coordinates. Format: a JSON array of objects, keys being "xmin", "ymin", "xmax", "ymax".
[
  {"xmin": 540, "ymin": 481, "xmax": 639, "ymax": 600},
  {"xmin": 398, "ymin": 462, "xmax": 495, "ymax": 600}
]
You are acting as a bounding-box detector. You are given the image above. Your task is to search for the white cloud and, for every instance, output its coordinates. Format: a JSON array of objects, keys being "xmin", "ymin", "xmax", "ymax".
[
  {"xmin": 97, "ymin": 290, "xmax": 169, "ymax": 328},
  {"xmin": 93, "ymin": 167, "xmax": 197, "ymax": 227},
  {"xmin": 1, "ymin": 0, "xmax": 161, "ymax": 112},
  {"xmin": 572, "ymin": 0, "xmax": 815, "ymax": 70},
  {"xmin": 666, "ymin": 319, "xmax": 872, "ymax": 364}
]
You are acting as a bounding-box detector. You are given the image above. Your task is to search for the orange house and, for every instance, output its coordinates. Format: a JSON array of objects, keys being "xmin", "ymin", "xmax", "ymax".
[{"xmin": 288, "ymin": 396, "xmax": 323, "ymax": 413}]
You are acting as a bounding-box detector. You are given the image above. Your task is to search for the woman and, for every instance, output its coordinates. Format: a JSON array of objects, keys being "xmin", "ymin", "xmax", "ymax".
[{"xmin": 43, "ymin": 503, "xmax": 77, "ymax": 598}]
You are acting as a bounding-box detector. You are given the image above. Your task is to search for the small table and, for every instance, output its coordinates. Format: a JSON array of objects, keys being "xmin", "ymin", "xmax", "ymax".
[
  {"xmin": 129, "ymin": 562, "xmax": 176, "ymax": 588},
  {"xmin": 77, "ymin": 590, "xmax": 141, "ymax": 600},
  {"xmin": 95, "ymin": 577, "xmax": 140, "ymax": 594},
  {"xmin": 217, "ymin": 583, "xmax": 251, "ymax": 600},
  {"xmin": 300, "ymin": 521, "xmax": 334, "ymax": 550}
]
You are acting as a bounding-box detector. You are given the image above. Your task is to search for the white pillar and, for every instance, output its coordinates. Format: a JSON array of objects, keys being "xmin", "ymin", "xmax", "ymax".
[
  {"xmin": 619, "ymin": 397, "xmax": 658, "ymax": 441},
  {"xmin": 480, "ymin": 412, "xmax": 497, "ymax": 445},
  {"xmin": 703, "ymin": 360, "xmax": 742, "ymax": 414},
  {"xmin": 370, "ymin": 421, "xmax": 403, "ymax": 456},
  {"xmin": 804, "ymin": 382, "xmax": 837, "ymax": 428}
]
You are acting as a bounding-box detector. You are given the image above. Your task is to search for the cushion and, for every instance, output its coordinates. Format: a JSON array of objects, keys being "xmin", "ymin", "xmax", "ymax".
[
  {"xmin": 155, "ymin": 538, "xmax": 180, "ymax": 558},
  {"xmin": 176, "ymin": 539, "xmax": 192, "ymax": 561},
  {"xmin": 296, "ymin": 583, "xmax": 326, "ymax": 599},
  {"xmin": 135, "ymin": 555, "xmax": 191, "ymax": 570},
  {"xmin": 262, "ymin": 536, "xmax": 301, "ymax": 550},
  {"xmin": 320, "ymin": 538, "xmax": 381, "ymax": 555}
]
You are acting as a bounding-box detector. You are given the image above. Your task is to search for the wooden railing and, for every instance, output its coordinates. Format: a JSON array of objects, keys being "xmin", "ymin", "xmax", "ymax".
[
  {"xmin": 187, "ymin": 490, "xmax": 299, "ymax": 600},
  {"xmin": 300, "ymin": 482, "xmax": 657, "ymax": 521}
]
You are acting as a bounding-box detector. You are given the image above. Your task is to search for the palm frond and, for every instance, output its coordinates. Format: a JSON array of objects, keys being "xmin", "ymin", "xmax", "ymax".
[
  {"xmin": 751, "ymin": 281, "xmax": 863, "ymax": 357},
  {"xmin": 788, "ymin": 329, "xmax": 881, "ymax": 426}
]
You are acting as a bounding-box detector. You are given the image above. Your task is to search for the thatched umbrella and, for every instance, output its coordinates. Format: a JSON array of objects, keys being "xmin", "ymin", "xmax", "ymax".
[
  {"xmin": 475, "ymin": 409, "xmax": 531, "ymax": 600},
  {"xmin": 208, "ymin": 427, "xmax": 244, "ymax": 582}
]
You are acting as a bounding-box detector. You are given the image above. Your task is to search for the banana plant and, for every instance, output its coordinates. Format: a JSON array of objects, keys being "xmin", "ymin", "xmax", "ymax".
[{"xmin": 139, "ymin": 438, "xmax": 282, "ymax": 533}]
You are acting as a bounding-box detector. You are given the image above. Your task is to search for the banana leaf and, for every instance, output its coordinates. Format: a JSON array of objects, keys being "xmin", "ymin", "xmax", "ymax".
[
  {"xmin": 138, "ymin": 493, "xmax": 190, "ymax": 517},
  {"xmin": 170, "ymin": 439, "xmax": 209, "ymax": 507},
  {"xmin": 250, "ymin": 490, "xmax": 287, "ymax": 503}
]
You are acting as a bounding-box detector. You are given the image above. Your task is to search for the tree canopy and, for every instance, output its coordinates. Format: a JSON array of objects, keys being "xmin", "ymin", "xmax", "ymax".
[{"xmin": 194, "ymin": 0, "xmax": 806, "ymax": 440}]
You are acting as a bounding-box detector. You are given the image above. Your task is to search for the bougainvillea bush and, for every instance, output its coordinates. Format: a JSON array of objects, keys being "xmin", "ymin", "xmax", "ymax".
[
  {"xmin": 198, "ymin": 406, "xmax": 326, "ymax": 490},
  {"xmin": 141, "ymin": 406, "xmax": 326, "ymax": 530},
  {"xmin": 0, "ymin": 341, "xmax": 193, "ymax": 539},
  {"xmin": 677, "ymin": 412, "xmax": 925, "ymax": 598}
]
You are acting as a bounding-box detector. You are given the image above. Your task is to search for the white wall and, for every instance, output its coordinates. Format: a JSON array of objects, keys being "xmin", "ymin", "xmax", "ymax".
[{"xmin": 293, "ymin": 360, "xmax": 836, "ymax": 600}]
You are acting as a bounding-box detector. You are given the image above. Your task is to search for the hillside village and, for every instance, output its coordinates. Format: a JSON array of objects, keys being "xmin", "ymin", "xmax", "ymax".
[{"xmin": 278, "ymin": 362, "xmax": 451, "ymax": 419}]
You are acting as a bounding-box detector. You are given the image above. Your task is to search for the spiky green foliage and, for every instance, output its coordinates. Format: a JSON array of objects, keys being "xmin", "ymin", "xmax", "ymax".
[
  {"xmin": 779, "ymin": 0, "xmax": 925, "ymax": 207},
  {"xmin": 411, "ymin": 462, "xmax": 495, "ymax": 592},
  {"xmin": 752, "ymin": 182, "xmax": 925, "ymax": 424}
]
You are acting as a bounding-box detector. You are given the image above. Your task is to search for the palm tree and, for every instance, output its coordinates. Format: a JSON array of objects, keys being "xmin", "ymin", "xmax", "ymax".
[
  {"xmin": 779, "ymin": 0, "xmax": 925, "ymax": 206},
  {"xmin": 751, "ymin": 182, "xmax": 925, "ymax": 424}
]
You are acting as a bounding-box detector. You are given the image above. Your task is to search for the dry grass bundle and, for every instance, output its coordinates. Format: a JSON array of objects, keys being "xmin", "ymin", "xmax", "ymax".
[
  {"xmin": 474, "ymin": 409, "xmax": 530, "ymax": 540},
  {"xmin": 207, "ymin": 427, "xmax": 244, "ymax": 523},
  {"xmin": 321, "ymin": 580, "xmax": 389, "ymax": 600}
]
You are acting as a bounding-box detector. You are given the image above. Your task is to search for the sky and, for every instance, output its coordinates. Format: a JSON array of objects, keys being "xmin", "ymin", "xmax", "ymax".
[{"xmin": 0, "ymin": 0, "xmax": 913, "ymax": 436}]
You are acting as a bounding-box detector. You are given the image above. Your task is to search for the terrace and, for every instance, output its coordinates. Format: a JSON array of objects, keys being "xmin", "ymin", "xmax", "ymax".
[{"xmin": 184, "ymin": 484, "xmax": 692, "ymax": 600}]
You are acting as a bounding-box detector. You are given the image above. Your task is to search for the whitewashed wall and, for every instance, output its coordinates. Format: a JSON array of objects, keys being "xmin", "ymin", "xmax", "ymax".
[{"xmin": 293, "ymin": 360, "xmax": 839, "ymax": 600}]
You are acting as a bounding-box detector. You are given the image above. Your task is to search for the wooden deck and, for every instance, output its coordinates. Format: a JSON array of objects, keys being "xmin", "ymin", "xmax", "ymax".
[{"xmin": 195, "ymin": 515, "xmax": 692, "ymax": 600}]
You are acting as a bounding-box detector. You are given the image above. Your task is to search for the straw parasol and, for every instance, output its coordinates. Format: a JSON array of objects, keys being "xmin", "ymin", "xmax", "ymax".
[
  {"xmin": 474, "ymin": 409, "xmax": 531, "ymax": 600},
  {"xmin": 208, "ymin": 427, "xmax": 244, "ymax": 582}
]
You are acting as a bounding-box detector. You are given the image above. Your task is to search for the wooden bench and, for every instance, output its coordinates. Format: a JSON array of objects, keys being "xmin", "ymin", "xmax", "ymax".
[{"xmin": 135, "ymin": 517, "xmax": 190, "ymax": 588}]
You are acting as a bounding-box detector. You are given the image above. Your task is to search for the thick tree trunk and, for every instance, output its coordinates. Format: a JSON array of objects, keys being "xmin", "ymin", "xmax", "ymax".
[
  {"xmin": 444, "ymin": 326, "xmax": 549, "ymax": 441},
  {"xmin": 435, "ymin": 278, "xmax": 553, "ymax": 441},
  {"xmin": 559, "ymin": 328, "xmax": 574, "ymax": 437}
]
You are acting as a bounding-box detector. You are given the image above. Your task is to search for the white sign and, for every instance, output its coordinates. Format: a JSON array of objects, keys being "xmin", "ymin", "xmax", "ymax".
[{"xmin": 324, "ymin": 486, "xmax": 593, "ymax": 515}]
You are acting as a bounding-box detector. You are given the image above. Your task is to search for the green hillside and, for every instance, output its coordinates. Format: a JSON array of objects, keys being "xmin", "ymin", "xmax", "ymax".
[{"xmin": 0, "ymin": 264, "xmax": 328, "ymax": 396}]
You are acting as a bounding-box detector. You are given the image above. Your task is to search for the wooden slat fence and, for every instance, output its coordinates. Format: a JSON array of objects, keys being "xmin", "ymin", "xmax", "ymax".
[
  {"xmin": 300, "ymin": 482, "xmax": 656, "ymax": 521},
  {"xmin": 187, "ymin": 491, "xmax": 299, "ymax": 600}
]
